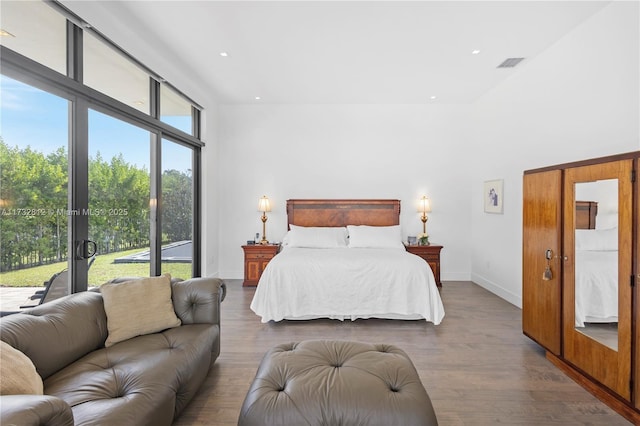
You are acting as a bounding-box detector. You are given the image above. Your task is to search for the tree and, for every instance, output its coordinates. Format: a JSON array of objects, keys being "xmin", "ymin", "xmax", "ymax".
[{"xmin": 162, "ymin": 169, "xmax": 192, "ymax": 243}]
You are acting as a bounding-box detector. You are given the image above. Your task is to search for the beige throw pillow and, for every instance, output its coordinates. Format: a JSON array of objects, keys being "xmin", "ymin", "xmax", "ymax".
[
  {"xmin": 101, "ymin": 274, "xmax": 181, "ymax": 347},
  {"xmin": 0, "ymin": 340, "xmax": 44, "ymax": 395}
]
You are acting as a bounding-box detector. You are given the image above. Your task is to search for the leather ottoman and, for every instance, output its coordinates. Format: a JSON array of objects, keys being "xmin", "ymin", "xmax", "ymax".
[{"xmin": 238, "ymin": 340, "xmax": 438, "ymax": 426}]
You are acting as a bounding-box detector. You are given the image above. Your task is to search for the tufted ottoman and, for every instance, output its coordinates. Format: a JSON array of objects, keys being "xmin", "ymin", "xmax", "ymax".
[{"xmin": 238, "ymin": 340, "xmax": 438, "ymax": 426}]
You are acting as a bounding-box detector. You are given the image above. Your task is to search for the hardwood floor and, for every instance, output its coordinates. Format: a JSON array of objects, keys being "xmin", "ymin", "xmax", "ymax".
[{"xmin": 174, "ymin": 280, "xmax": 631, "ymax": 425}]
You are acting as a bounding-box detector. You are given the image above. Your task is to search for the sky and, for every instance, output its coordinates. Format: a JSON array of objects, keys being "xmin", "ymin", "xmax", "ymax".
[{"xmin": 0, "ymin": 75, "xmax": 192, "ymax": 173}]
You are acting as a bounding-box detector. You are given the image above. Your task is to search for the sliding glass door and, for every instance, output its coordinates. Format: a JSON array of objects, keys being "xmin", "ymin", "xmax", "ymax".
[
  {"xmin": 87, "ymin": 109, "xmax": 152, "ymax": 287},
  {"xmin": 161, "ymin": 139, "xmax": 193, "ymax": 279},
  {"xmin": 0, "ymin": 76, "xmax": 70, "ymax": 296}
]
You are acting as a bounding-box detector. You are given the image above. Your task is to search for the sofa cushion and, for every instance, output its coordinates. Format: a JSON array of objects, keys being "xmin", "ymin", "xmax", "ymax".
[
  {"xmin": 0, "ymin": 340, "xmax": 44, "ymax": 395},
  {"xmin": 101, "ymin": 274, "xmax": 181, "ymax": 347},
  {"xmin": 0, "ymin": 292, "xmax": 108, "ymax": 380},
  {"xmin": 45, "ymin": 323, "xmax": 217, "ymax": 426}
]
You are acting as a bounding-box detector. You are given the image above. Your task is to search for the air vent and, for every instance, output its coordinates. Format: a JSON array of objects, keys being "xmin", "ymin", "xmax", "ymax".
[{"xmin": 497, "ymin": 57, "xmax": 525, "ymax": 68}]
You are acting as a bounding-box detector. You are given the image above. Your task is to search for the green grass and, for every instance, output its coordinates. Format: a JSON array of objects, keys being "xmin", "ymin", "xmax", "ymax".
[{"xmin": 0, "ymin": 248, "xmax": 192, "ymax": 287}]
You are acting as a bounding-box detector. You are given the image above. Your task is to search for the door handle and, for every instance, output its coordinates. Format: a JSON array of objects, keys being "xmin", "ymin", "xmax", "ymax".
[
  {"xmin": 76, "ymin": 240, "xmax": 97, "ymax": 260},
  {"xmin": 542, "ymin": 249, "xmax": 553, "ymax": 281}
]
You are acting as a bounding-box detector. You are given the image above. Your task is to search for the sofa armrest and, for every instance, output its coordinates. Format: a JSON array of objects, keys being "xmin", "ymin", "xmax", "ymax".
[
  {"xmin": 171, "ymin": 277, "xmax": 225, "ymax": 325},
  {"xmin": 1, "ymin": 395, "xmax": 74, "ymax": 426}
]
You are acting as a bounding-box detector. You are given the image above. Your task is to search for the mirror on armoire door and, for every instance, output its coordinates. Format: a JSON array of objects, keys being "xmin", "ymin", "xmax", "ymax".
[
  {"xmin": 574, "ymin": 180, "xmax": 619, "ymax": 350},
  {"xmin": 563, "ymin": 160, "xmax": 633, "ymax": 401}
]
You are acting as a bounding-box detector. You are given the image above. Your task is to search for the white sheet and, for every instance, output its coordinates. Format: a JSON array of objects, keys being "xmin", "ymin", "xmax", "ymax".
[
  {"xmin": 250, "ymin": 247, "xmax": 445, "ymax": 324},
  {"xmin": 574, "ymin": 250, "xmax": 618, "ymax": 327}
]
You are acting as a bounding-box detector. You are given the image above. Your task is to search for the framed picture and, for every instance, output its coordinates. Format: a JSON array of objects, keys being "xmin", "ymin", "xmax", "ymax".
[{"xmin": 484, "ymin": 179, "xmax": 504, "ymax": 214}]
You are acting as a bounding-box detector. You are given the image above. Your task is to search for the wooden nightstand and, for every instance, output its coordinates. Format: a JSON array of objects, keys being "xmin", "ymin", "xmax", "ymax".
[
  {"xmin": 405, "ymin": 244, "xmax": 443, "ymax": 287},
  {"xmin": 242, "ymin": 244, "xmax": 280, "ymax": 287}
]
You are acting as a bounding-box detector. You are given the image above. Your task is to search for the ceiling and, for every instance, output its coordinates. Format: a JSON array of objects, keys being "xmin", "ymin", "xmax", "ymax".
[{"xmin": 59, "ymin": 1, "xmax": 610, "ymax": 105}]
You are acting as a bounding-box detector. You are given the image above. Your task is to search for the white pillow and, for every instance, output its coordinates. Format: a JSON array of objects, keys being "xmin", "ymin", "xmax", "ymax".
[
  {"xmin": 575, "ymin": 228, "xmax": 618, "ymax": 251},
  {"xmin": 285, "ymin": 225, "xmax": 348, "ymax": 248},
  {"xmin": 347, "ymin": 225, "xmax": 404, "ymax": 249}
]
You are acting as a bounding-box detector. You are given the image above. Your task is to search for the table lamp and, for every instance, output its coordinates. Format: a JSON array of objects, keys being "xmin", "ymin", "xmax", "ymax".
[{"xmin": 258, "ymin": 196, "xmax": 271, "ymax": 244}]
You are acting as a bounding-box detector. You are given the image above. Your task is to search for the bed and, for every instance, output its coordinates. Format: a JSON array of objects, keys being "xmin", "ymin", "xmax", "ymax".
[
  {"xmin": 250, "ymin": 199, "xmax": 445, "ymax": 324},
  {"xmin": 574, "ymin": 200, "xmax": 618, "ymax": 327}
]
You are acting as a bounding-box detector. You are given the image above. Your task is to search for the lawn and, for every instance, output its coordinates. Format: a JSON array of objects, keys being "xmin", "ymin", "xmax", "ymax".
[{"xmin": 0, "ymin": 248, "xmax": 192, "ymax": 287}]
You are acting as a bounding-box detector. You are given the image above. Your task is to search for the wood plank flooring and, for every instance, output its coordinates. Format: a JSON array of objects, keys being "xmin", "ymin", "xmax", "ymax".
[{"xmin": 174, "ymin": 281, "xmax": 631, "ymax": 425}]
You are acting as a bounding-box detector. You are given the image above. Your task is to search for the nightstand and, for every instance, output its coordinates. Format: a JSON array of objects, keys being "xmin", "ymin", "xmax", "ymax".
[
  {"xmin": 405, "ymin": 244, "xmax": 443, "ymax": 287},
  {"xmin": 242, "ymin": 244, "xmax": 280, "ymax": 287}
]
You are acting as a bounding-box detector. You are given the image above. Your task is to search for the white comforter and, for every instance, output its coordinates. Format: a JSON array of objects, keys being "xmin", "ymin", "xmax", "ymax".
[
  {"xmin": 574, "ymin": 250, "xmax": 618, "ymax": 327},
  {"xmin": 250, "ymin": 247, "xmax": 445, "ymax": 324}
]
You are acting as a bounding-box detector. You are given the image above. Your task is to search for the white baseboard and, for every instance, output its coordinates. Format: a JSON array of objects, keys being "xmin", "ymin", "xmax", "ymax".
[
  {"xmin": 470, "ymin": 273, "xmax": 522, "ymax": 308},
  {"xmin": 218, "ymin": 269, "xmax": 243, "ymax": 280}
]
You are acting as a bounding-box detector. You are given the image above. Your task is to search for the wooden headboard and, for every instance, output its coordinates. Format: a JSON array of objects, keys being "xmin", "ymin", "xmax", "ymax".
[
  {"xmin": 576, "ymin": 200, "xmax": 598, "ymax": 229},
  {"xmin": 286, "ymin": 199, "xmax": 401, "ymax": 228}
]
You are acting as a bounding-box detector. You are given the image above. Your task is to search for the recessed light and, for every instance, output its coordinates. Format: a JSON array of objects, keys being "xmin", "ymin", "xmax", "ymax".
[
  {"xmin": 0, "ymin": 29, "xmax": 15, "ymax": 37},
  {"xmin": 430, "ymin": 95, "xmax": 437, "ymax": 100},
  {"xmin": 472, "ymin": 49, "xmax": 481, "ymax": 55},
  {"xmin": 220, "ymin": 52, "xmax": 229, "ymax": 57},
  {"xmin": 255, "ymin": 96, "xmax": 261, "ymax": 100},
  {"xmin": 133, "ymin": 100, "xmax": 145, "ymax": 106}
]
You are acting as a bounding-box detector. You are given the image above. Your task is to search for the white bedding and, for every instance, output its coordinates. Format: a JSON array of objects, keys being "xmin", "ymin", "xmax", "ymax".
[
  {"xmin": 250, "ymin": 247, "xmax": 444, "ymax": 324},
  {"xmin": 574, "ymin": 250, "xmax": 618, "ymax": 327}
]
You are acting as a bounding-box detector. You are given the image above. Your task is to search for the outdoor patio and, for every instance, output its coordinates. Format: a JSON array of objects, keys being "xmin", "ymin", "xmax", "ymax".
[{"xmin": 0, "ymin": 286, "xmax": 42, "ymax": 313}]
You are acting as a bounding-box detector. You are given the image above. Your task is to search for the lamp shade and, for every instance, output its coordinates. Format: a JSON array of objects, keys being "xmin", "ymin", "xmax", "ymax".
[
  {"xmin": 258, "ymin": 196, "xmax": 271, "ymax": 213},
  {"xmin": 418, "ymin": 196, "xmax": 432, "ymax": 214}
]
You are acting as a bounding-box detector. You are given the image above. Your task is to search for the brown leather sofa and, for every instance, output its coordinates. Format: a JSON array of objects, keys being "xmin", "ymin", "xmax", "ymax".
[{"xmin": 0, "ymin": 276, "xmax": 225, "ymax": 426}]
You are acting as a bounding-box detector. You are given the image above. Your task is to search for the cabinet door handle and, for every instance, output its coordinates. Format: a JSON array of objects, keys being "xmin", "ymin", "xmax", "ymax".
[{"xmin": 543, "ymin": 249, "xmax": 553, "ymax": 281}]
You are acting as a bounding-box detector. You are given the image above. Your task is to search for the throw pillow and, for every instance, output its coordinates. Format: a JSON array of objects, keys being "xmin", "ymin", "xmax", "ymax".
[
  {"xmin": 101, "ymin": 274, "xmax": 181, "ymax": 347},
  {"xmin": 0, "ymin": 340, "xmax": 44, "ymax": 395}
]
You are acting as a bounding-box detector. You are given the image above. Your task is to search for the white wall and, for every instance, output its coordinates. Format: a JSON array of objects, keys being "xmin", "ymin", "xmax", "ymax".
[
  {"xmin": 200, "ymin": 108, "xmax": 221, "ymax": 277},
  {"xmin": 214, "ymin": 2, "xmax": 639, "ymax": 292},
  {"xmin": 216, "ymin": 104, "xmax": 472, "ymax": 279},
  {"xmin": 468, "ymin": 1, "xmax": 639, "ymax": 307}
]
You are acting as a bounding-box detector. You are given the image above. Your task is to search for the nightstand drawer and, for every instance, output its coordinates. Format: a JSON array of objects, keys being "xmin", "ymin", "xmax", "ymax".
[
  {"xmin": 245, "ymin": 251, "xmax": 275, "ymax": 260},
  {"xmin": 242, "ymin": 244, "xmax": 280, "ymax": 287}
]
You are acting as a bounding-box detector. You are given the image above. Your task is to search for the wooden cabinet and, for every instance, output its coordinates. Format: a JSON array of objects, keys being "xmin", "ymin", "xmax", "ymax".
[
  {"xmin": 522, "ymin": 151, "xmax": 639, "ymax": 423},
  {"xmin": 522, "ymin": 170, "xmax": 562, "ymax": 355},
  {"xmin": 405, "ymin": 244, "xmax": 442, "ymax": 287},
  {"xmin": 242, "ymin": 244, "xmax": 279, "ymax": 287}
]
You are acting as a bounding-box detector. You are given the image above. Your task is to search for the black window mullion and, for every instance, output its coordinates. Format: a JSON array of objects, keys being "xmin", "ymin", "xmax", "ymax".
[
  {"xmin": 66, "ymin": 20, "xmax": 82, "ymax": 82},
  {"xmin": 192, "ymin": 147, "xmax": 202, "ymax": 278},
  {"xmin": 191, "ymin": 107, "xmax": 202, "ymax": 277},
  {"xmin": 150, "ymin": 78, "xmax": 162, "ymax": 277},
  {"xmin": 67, "ymin": 18, "xmax": 89, "ymax": 293},
  {"xmin": 69, "ymin": 98, "xmax": 89, "ymax": 293}
]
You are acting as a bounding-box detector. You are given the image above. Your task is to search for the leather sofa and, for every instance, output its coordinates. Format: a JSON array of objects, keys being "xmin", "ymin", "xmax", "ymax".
[{"xmin": 0, "ymin": 276, "xmax": 225, "ymax": 426}]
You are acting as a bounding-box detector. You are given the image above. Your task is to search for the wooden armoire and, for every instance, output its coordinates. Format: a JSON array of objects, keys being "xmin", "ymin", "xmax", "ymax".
[{"xmin": 522, "ymin": 151, "xmax": 639, "ymax": 423}]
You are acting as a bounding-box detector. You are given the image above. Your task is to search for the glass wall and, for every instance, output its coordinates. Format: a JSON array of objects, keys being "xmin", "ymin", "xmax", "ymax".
[
  {"xmin": 0, "ymin": 76, "xmax": 69, "ymax": 291},
  {"xmin": 0, "ymin": 1, "xmax": 67, "ymax": 75},
  {"xmin": 161, "ymin": 139, "xmax": 193, "ymax": 279},
  {"xmin": 0, "ymin": 1, "xmax": 202, "ymax": 311},
  {"xmin": 83, "ymin": 32, "xmax": 151, "ymax": 114},
  {"xmin": 161, "ymin": 83, "xmax": 193, "ymax": 134},
  {"xmin": 87, "ymin": 109, "xmax": 152, "ymax": 286}
]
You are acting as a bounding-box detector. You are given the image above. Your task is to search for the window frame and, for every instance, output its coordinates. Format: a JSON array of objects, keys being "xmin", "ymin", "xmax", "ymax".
[{"xmin": 0, "ymin": 2, "xmax": 203, "ymax": 289}]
